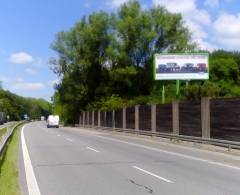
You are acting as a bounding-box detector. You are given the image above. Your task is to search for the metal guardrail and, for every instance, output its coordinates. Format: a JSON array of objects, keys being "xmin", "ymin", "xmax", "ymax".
[
  {"xmin": 0, "ymin": 122, "xmax": 23, "ymax": 156},
  {"xmin": 77, "ymin": 125, "xmax": 240, "ymax": 150}
]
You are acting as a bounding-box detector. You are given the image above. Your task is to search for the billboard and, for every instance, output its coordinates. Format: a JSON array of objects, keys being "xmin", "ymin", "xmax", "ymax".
[{"xmin": 154, "ymin": 53, "xmax": 209, "ymax": 80}]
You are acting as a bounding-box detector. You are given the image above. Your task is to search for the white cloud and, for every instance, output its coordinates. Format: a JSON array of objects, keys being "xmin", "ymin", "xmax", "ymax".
[
  {"xmin": 108, "ymin": 0, "xmax": 129, "ymax": 8},
  {"xmin": 47, "ymin": 79, "xmax": 60, "ymax": 87},
  {"xmin": 153, "ymin": 0, "xmax": 196, "ymax": 13},
  {"xmin": 34, "ymin": 57, "xmax": 45, "ymax": 67},
  {"xmin": 9, "ymin": 52, "xmax": 34, "ymax": 64},
  {"xmin": 195, "ymin": 38, "xmax": 217, "ymax": 51},
  {"xmin": 192, "ymin": 9, "xmax": 211, "ymax": 26},
  {"xmin": 12, "ymin": 82, "xmax": 45, "ymax": 91},
  {"xmin": 110, "ymin": 0, "xmax": 128, "ymax": 7},
  {"xmin": 153, "ymin": 0, "xmax": 214, "ymax": 51},
  {"xmin": 10, "ymin": 77, "xmax": 45, "ymax": 91},
  {"xmin": 204, "ymin": 0, "xmax": 219, "ymax": 8},
  {"xmin": 153, "ymin": 0, "xmax": 211, "ymax": 26},
  {"xmin": 25, "ymin": 68, "xmax": 37, "ymax": 75},
  {"xmin": 0, "ymin": 75, "xmax": 9, "ymax": 83},
  {"xmin": 15, "ymin": 77, "xmax": 25, "ymax": 83},
  {"xmin": 213, "ymin": 13, "xmax": 240, "ymax": 49},
  {"xmin": 185, "ymin": 19, "xmax": 208, "ymax": 40}
]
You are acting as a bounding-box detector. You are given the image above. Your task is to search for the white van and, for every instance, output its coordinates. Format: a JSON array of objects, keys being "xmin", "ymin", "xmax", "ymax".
[{"xmin": 47, "ymin": 115, "xmax": 59, "ymax": 128}]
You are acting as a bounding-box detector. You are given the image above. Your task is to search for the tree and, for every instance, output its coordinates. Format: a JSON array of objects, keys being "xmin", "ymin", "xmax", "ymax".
[
  {"xmin": 0, "ymin": 89, "xmax": 51, "ymax": 121},
  {"xmin": 50, "ymin": 0, "xmax": 196, "ymax": 123}
]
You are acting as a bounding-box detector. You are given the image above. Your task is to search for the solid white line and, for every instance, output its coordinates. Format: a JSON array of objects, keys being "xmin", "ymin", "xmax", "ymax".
[
  {"xmin": 87, "ymin": 147, "xmax": 100, "ymax": 153},
  {"xmin": 95, "ymin": 135, "xmax": 240, "ymax": 171},
  {"xmin": 21, "ymin": 126, "xmax": 41, "ymax": 195},
  {"xmin": 133, "ymin": 166, "xmax": 174, "ymax": 183},
  {"xmin": 66, "ymin": 138, "xmax": 73, "ymax": 142}
]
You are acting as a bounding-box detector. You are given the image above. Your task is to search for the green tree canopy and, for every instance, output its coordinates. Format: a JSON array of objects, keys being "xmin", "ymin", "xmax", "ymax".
[
  {"xmin": 0, "ymin": 89, "xmax": 51, "ymax": 121},
  {"xmin": 51, "ymin": 1, "xmax": 194, "ymax": 123}
]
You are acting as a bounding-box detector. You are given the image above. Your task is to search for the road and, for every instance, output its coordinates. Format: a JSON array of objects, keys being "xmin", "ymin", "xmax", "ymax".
[{"xmin": 19, "ymin": 121, "xmax": 240, "ymax": 195}]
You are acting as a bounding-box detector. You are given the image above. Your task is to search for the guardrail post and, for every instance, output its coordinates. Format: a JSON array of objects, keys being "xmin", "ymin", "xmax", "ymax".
[
  {"xmin": 98, "ymin": 110, "xmax": 101, "ymax": 127},
  {"xmin": 151, "ymin": 104, "xmax": 156, "ymax": 133},
  {"xmin": 172, "ymin": 101, "xmax": 179, "ymax": 135},
  {"xmin": 92, "ymin": 111, "xmax": 94, "ymax": 127},
  {"xmin": 112, "ymin": 110, "xmax": 115, "ymax": 129},
  {"xmin": 201, "ymin": 97, "xmax": 210, "ymax": 138},
  {"xmin": 123, "ymin": 107, "xmax": 126, "ymax": 129},
  {"xmin": 135, "ymin": 105, "xmax": 139, "ymax": 130},
  {"xmin": 83, "ymin": 112, "xmax": 85, "ymax": 127}
]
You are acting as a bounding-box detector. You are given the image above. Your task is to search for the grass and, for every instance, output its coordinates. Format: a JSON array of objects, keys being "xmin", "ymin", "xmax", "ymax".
[
  {"xmin": 0, "ymin": 124, "xmax": 22, "ymax": 195},
  {"xmin": 0, "ymin": 127, "xmax": 7, "ymax": 138}
]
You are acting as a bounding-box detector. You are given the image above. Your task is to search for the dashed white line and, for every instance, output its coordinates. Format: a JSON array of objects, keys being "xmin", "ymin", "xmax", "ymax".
[
  {"xmin": 133, "ymin": 166, "xmax": 174, "ymax": 183},
  {"xmin": 95, "ymin": 135, "xmax": 240, "ymax": 171},
  {"xmin": 21, "ymin": 125, "xmax": 41, "ymax": 195},
  {"xmin": 57, "ymin": 134, "xmax": 61, "ymax": 137},
  {"xmin": 87, "ymin": 147, "xmax": 100, "ymax": 153},
  {"xmin": 66, "ymin": 138, "xmax": 73, "ymax": 142}
]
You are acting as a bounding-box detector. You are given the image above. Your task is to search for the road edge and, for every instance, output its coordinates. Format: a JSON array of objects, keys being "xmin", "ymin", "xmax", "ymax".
[{"xmin": 21, "ymin": 125, "xmax": 41, "ymax": 195}]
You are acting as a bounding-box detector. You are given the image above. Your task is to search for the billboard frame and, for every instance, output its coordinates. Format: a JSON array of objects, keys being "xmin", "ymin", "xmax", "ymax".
[
  {"xmin": 153, "ymin": 52, "xmax": 209, "ymax": 81},
  {"xmin": 153, "ymin": 52, "xmax": 209, "ymax": 103}
]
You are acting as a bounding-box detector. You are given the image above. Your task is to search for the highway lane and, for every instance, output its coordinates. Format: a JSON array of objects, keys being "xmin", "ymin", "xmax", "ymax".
[{"xmin": 20, "ymin": 121, "xmax": 240, "ymax": 195}]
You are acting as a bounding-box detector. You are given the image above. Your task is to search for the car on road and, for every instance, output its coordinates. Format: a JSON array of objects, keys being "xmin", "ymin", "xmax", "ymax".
[
  {"xmin": 181, "ymin": 63, "xmax": 195, "ymax": 72},
  {"xmin": 166, "ymin": 62, "xmax": 180, "ymax": 72},
  {"xmin": 156, "ymin": 64, "xmax": 167, "ymax": 73},
  {"xmin": 47, "ymin": 115, "xmax": 59, "ymax": 128},
  {"xmin": 196, "ymin": 63, "xmax": 208, "ymax": 73}
]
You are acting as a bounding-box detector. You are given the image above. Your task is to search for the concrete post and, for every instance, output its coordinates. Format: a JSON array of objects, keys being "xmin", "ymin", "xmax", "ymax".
[
  {"xmin": 79, "ymin": 113, "xmax": 82, "ymax": 126},
  {"xmin": 151, "ymin": 104, "xmax": 156, "ymax": 133},
  {"xmin": 104, "ymin": 111, "xmax": 106, "ymax": 127},
  {"xmin": 112, "ymin": 110, "xmax": 115, "ymax": 129},
  {"xmin": 123, "ymin": 107, "xmax": 126, "ymax": 129},
  {"xmin": 87, "ymin": 111, "xmax": 89, "ymax": 126},
  {"xmin": 92, "ymin": 111, "xmax": 94, "ymax": 127},
  {"xmin": 201, "ymin": 97, "xmax": 210, "ymax": 138},
  {"xmin": 172, "ymin": 101, "xmax": 179, "ymax": 135},
  {"xmin": 83, "ymin": 112, "xmax": 85, "ymax": 127},
  {"xmin": 135, "ymin": 105, "xmax": 139, "ymax": 130},
  {"xmin": 98, "ymin": 110, "xmax": 101, "ymax": 127}
]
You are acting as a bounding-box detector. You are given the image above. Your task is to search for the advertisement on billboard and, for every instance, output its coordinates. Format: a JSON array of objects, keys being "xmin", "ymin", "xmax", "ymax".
[{"xmin": 154, "ymin": 53, "xmax": 209, "ymax": 80}]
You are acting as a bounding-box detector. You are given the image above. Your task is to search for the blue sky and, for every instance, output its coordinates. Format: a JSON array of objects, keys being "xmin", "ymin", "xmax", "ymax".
[{"xmin": 0, "ymin": 0, "xmax": 239, "ymax": 101}]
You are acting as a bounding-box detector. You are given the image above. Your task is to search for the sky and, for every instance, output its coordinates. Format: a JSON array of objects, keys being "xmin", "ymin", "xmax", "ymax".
[{"xmin": 0, "ymin": 0, "xmax": 240, "ymax": 101}]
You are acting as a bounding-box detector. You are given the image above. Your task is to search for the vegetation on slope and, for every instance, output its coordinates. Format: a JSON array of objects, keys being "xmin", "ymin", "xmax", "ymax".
[{"xmin": 0, "ymin": 88, "xmax": 51, "ymax": 121}]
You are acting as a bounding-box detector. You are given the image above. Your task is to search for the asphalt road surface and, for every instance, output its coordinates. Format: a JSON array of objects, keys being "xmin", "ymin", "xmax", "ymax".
[{"xmin": 19, "ymin": 121, "xmax": 240, "ymax": 195}]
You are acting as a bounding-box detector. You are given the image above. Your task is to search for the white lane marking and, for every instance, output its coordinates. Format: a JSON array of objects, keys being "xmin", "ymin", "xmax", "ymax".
[
  {"xmin": 21, "ymin": 126, "xmax": 41, "ymax": 195},
  {"xmin": 66, "ymin": 138, "xmax": 73, "ymax": 142},
  {"xmin": 133, "ymin": 166, "xmax": 174, "ymax": 183},
  {"xmin": 95, "ymin": 135, "xmax": 240, "ymax": 171},
  {"xmin": 57, "ymin": 134, "xmax": 61, "ymax": 137},
  {"xmin": 86, "ymin": 147, "xmax": 100, "ymax": 153}
]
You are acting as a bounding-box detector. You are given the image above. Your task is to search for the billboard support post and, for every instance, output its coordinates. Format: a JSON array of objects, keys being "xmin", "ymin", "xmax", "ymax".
[
  {"xmin": 176, "ymin": 80, "xmax": 180, "ymax": 99},
  {"xmin": 186, "ymin": 80, "xmax": 189, "ymax": 88},
  {"xmin": 154, "ymin": 53, "xmax": 209, "ymax": 103},
  {"xmin": 162, "ymin": 84, "xmax": 165, "ymax": 104}
]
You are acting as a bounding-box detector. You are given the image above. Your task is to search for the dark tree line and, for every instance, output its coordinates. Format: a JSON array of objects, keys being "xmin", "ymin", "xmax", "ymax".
[{"xmin": 0, "ymin": 88, "xmax": 51, "ymax": 121}]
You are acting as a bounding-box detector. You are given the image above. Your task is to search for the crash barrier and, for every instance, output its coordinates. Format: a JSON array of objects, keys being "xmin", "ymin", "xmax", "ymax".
[
  {"xmin": 78, "ymin": 97, "xmax": 240, "ymax": 147},
  {"xmin": 0, "ymin": 122, "xmax": 23, "ymax": 156}
]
